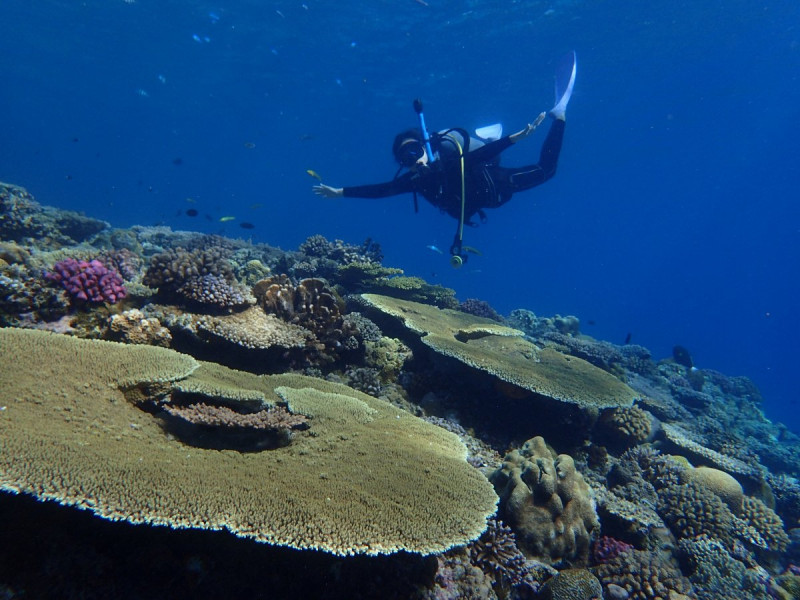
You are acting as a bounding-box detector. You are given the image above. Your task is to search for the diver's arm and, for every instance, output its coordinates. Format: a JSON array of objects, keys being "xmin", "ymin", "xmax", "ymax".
[
  {"xmin": 340, "ymin": 173, "xmax": 415, "ymax": 199},
  {"xmin": 467, "ymin": 112, "xmax": 547, "ymax": 163},
  {"xmin": 314, "ymin": 173, "xmax": 414, "ymax": 199}
]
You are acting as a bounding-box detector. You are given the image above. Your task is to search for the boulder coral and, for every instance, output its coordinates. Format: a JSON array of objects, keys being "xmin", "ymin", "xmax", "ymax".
[
  {"xmin": 0, "ymin": 328, "xmax": 498, "ymax": 556},
  {"xmin": 490, "ymin": 436, "xmax": 599, "ymax": 565}
]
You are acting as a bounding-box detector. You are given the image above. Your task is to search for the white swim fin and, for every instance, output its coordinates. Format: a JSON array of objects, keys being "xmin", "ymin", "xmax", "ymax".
[
  {"xmin": 475, "ymin": 123, "xmax": 503, "ymax": 141},
  {"xmin": 551, "ymin": 50, "xmax": 577, "ymax": 120}
]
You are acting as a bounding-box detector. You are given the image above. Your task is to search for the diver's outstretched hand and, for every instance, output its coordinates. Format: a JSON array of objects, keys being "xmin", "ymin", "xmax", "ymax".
[
  {"xmin": 509, "ymin": 112, "xmax": 546, "ymax": 143},
  {"xmin": 313, "ymin": 183, "xmax": 344, "ymax": 198}
]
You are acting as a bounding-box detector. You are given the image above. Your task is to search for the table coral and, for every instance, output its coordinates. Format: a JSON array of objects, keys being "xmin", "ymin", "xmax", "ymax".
[
  {"xmin": 361, "ymin": 294, "xmax": 638, "ymax": 411},
  {"xmin": 0, "ymin": 328, "xmax": 498, "ymax": 556},
  {"xmin": 490, "ymin": 436, "xmax": 599, "ymax": 565}
]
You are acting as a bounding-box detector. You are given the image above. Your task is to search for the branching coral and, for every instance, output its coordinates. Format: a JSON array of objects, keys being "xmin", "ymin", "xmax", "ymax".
[{"xmin": 143, "ymin": 246, "xmax": 251, "ymax": 310}]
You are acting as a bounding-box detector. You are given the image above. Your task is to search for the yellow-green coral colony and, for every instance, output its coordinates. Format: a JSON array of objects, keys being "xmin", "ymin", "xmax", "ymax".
[
  {"xmin": 359, "ymin": 293, "xmax": 639, "ymax": 410},
  {"xmin": 0, "ymin": 328, "xmax": 498, "ymax": 556}
]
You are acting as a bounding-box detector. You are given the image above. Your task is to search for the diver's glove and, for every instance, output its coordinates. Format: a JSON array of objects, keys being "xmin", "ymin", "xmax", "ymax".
[
  {"xmin": 509, "ymin": 112, "xmax": 546, "ymax": 143},
  {"xmin": 313, "ymin": 184, "xmax": 344, "ymax": 198}
]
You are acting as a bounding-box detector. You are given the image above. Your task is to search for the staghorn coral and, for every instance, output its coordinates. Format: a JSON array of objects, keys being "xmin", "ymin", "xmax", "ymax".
[
  {"xmin": 344, "ymin": 366, "xmax": 383, "ymax": 397},
  {"xmin": 0, "ymin": 328, "xmax": 498, "ymax": 556},
  {"xmin": 107, "ymin": 308, "xmax": 172, "ymax": 347},
  {"xmin": 593, "ymin": 549, "xmax": 696, "ymax": 600},
  {"xmin": 490, "ymin": 436, "xmax": 599, "ymax": 565},
  {"xmin": 507, "ymin": 309, "xmax": 580, "ymax": 338},
  {"xmin": 361, "ymin": 294, "xmax": 638, "ymax": 411}
]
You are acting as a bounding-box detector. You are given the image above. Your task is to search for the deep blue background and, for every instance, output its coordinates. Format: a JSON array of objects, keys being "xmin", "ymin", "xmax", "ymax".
[{"xmin": 2, "ymin": 1, "xmax": 798, "ymax": 430}]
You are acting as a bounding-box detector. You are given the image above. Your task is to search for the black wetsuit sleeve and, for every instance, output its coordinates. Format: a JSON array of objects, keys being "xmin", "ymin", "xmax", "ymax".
[
  {"xmin": 343, "ymin": 173, "xmax": 415, "ymax": 198},
  {"xmin": 465, "ymin": 136, "xmax": 514, "ymax": 164}
]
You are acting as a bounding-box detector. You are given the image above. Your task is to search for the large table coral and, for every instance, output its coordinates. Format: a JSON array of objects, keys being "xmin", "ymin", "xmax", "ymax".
[
  {"xmin": 0, "ymin": 328, "xmax": 498, "ymax": 556},
  {"xmin": 360, "ymin": 293, "xmax": 638, "ymax": 410}
]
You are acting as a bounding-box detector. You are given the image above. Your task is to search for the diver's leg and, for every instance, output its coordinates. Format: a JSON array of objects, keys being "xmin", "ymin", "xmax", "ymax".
[{"xmin": 506, "ymin": 119, "xmax": 565, "ymax": 191}]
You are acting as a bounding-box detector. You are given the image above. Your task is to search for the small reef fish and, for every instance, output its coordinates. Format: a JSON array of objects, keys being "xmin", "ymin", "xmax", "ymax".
[
  {"xmin": 306, "ymin": 169, "xmax": 323, "ymax": 181},
  {"xmin": 186, "ymin": 209, "xmax": 199, "ymax": 217},
  {"xmin": 426, "ymin": 245, "xmax": 443, "ymax": 254},
  {"xmin": 219, "ymin": 216, "xmax": 236, "ymax": 222},
  {"xmin": 240, "ymin": 222, "xmax": 255, "ymax": 229}
]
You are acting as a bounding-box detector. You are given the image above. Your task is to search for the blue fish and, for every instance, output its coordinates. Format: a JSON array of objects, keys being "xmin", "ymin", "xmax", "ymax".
[{"xmin": 426, "ymin": 245, "xmax": 443, "ymax": 254}]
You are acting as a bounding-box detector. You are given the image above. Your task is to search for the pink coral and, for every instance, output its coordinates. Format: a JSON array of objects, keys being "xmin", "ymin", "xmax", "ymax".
[
  {"xmin": 592, "ymin": 536, "xmax": 634, "ymax": 564},
  {"xmin": 46, "ymin": 258, "xmax": 126, "ymax": 304}
]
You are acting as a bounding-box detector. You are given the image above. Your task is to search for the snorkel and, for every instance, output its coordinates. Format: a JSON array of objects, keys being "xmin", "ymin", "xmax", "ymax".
[
  {"xmin": 413, "ymin": 99, "xmax": 435, "ymax": 162},
  {"xmin": 412, "ymin": 99, "xmax": 478, "ymax": 268}
]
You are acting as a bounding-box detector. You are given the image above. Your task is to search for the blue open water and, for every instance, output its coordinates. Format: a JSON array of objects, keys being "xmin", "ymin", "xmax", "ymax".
[{"xmin": 1, "ymin": 1, "xmax": 799, "ymax": 430}]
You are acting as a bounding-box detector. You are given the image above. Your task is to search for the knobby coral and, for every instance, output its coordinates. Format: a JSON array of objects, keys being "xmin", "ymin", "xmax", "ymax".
[{"xmin": 490, "ymin": 436, "xmax": 599, "ymax": 565}]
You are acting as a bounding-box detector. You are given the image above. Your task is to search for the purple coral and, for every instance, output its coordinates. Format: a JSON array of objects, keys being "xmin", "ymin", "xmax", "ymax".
[
  {"xmin": 46, "ymin": 258, "xmax": 126, "ymax": 304},
  {"xmin": 592, "ymin": 536, "xmax": 634, "ymax": 564}
]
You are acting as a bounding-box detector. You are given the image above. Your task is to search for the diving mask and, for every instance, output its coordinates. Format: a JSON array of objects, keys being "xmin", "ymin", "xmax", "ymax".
[{"xmin": 397, "ymin": 140, "xmax": 425, "ymax": 167}]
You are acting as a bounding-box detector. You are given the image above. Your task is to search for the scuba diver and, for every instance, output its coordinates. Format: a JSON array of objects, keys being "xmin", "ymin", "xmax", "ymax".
[{"xmin": 313, "ymin": 51, "xmax": 577, "ymax": 267}]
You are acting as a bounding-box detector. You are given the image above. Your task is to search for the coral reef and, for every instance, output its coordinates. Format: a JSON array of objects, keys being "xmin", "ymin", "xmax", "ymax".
[
  {"xmin": 458, "ymin": 298, "xmax": 504, "ymax": 322},
  {"xmin": 254, "ymin": 275, "xmax": 363, "ymax": 364},
  {"xmin": 1, "ymin": 328, "xmax": 498, "ymax": 556},
  {"xmin": 143, "ymin": 246, "xmax": 252, "ymax": 310},
  {"xmin": 46, "ymin": 258, "xmax": 127, "ymax": 304},
  {"xmin": 490, "ymin": 436, "xmax": 599, "ymax": 565},
  {"xmin": 540, "ymin": 568, "xmax": 603, "ymax": 600},
  {"xmin": 107, "ymin": 308, "xmax": 172, "ymax": 346},
  {"xmin": 361, "ymin": 293, "xmax": 638, "ymax": 411},
  {"xmin": 679, "ymin": 536, "xmax": 771, "ymax": 600},
  {"xmin": 337, "ymin": 262, "xmax": 458, "ymax": 308},
  {"xmin": 595, "ymin": 406, "xmax": 653, "ymax": 449},
  {"xmin": 2, "ymin": 182, "xmax": 800, "ymax": 598},
  {"xmin": 593, "ymin": 549, "xmax": 696, "ymax": 599},
  {"xmin": 1, "ymin": 181, "xmax": 108, "ymax": 248},
  {"xmin": 592, "ymin": 536, "xmax": 634, "ymax": 564}
]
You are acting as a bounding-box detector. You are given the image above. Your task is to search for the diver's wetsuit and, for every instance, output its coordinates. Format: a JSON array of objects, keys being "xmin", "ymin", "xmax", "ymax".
[{"xmin": 343, "ymin": 119, "xmax": 565, "ymax": 225}]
